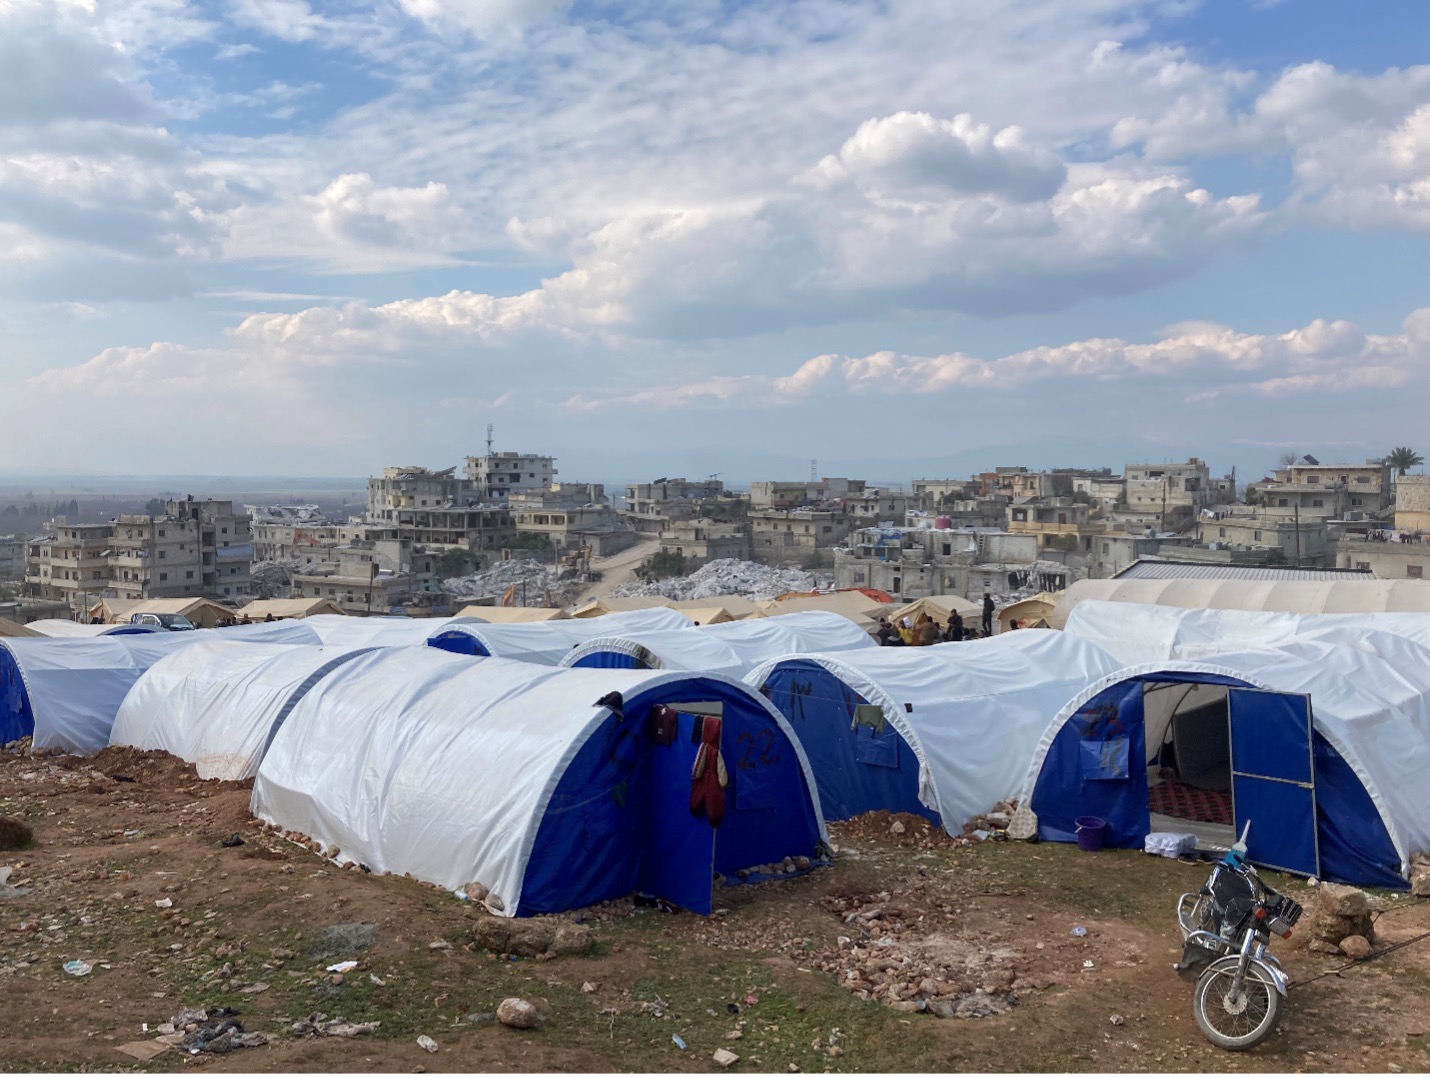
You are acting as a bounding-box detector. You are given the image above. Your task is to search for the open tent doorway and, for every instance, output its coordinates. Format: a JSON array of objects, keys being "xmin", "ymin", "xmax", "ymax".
[{"xmin": 1142, "ymin": 681, "xmax": 1236, "ymax": 849}]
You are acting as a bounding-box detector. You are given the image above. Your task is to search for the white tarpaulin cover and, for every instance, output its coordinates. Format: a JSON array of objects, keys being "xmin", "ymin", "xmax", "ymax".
[
  {"xmin": 252, "ymin": 646, "xmax": 827, "ymax": 917},
  {"xmin": 1051, "ymin": 577, "xmax": 1430, "ymax": 627},
  {"xmin": 1064, "ymin": 599, "xmax": 1430, "ymax": 667},
  {"xmin": 0, "ymin": 620, "xmax": 322, "ymax": 753},
  {"xmin": 24, "ymin": 620, "xmax": 144, "ymax": 637},
  {"xmin": 298, "ymin": 614, "xmax": 486, "ymax": 647},
  {"xmin": 1019, "ymin": 631, "xmax": 1430, "ymax": 886},
  {"xmin": 110, "ymin": 641, "xmax": 374, "ymax": 779},
  {"xmin": 426, "ymin": 606, "xmax": 695, "ymax": 665},
  {"xmin": 745, "ymin": 631, "xmax": 1123, "ymax": 831},
  {"xmin": 560, "ymin": 610, "xmax": 876, "ymax": 678}
]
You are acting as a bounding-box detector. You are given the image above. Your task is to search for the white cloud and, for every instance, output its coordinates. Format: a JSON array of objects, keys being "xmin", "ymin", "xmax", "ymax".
[
  {"xmin": 227, "ymin": 0, "xmax": 326, "ymax": 43},
  {"xmin": 805, "ymin": 112, "xmax": 1066, "ymax": 203},
  {"xmin": 565, "ymin": 308, "xmax": 1430, "ymax": 411},
  {"xmin": 312, "ymin": 173, "xmax": 464, "ymax": 251},
  {"xmin": 1113, "ymin": 59, "xmax": 1430, "ymax": 230},
  {"xmin": 396, "ymin": 0, "xmax": 571, "ymax": 36}
]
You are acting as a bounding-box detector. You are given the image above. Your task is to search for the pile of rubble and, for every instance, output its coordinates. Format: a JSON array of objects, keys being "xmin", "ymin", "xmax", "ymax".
[
  {"xmin": 1412, "ymin": 853, "xmax": 1430, "ymax": 897},
  {"xmin": 250, "ymin": 559, "xmax": 301, "ymax": 598},
  {"xmin": 614, "ymin": 559, "xmax": 827, "ymax": 602},
  {"xmin": 807, "ymin": 890, "xmax": 1036, "ymax": 1019},
  {"xmin": 442, "ymin": 558, "xmax": 587, "ymax": 607},
  {"xmin": 1304, "ymin": 882, "xmax": 1378, "ymax": 958}
]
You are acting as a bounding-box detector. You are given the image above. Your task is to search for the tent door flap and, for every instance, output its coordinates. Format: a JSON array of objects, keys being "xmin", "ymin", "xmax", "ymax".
[{"xmin": 1228, "ymin": 688, "xmax": 1320, "ymax": 878}]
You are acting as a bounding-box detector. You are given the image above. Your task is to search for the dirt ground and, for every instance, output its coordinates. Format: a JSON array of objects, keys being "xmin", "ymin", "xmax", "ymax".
[{"xmin": 3, "ymin": 748, "xmax": 1430, "ymax": 1073}]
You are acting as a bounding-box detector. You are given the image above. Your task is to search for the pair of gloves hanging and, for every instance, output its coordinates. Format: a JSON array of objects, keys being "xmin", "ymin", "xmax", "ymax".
[{"xmin": 689, "ymin": 715, "xmax": 728, "ymax": 827}]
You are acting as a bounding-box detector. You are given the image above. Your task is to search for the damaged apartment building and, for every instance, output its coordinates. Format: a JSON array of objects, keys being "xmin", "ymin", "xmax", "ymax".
[
  {"xmin": 748, "ymin": 477, "xmax": 909, "ymax": 567},
  {"xmin": 24, "ymin": 497, "xmax": 254, "ymax": 614}
]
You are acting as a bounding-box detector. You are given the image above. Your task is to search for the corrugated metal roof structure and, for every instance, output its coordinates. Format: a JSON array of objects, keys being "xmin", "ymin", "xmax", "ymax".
[
  {"xmin": 1114, "ymin": 559, "xmax": 1373, "ymax": 581},
  {"xmin": 1052, "ymin": 575, "xmax": 1430, "ymax": 628}
]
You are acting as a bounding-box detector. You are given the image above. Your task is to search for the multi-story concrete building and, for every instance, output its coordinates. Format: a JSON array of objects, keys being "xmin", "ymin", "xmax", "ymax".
[
  {"xmin": 509, "ymin": 484, "xmax": 636, "ymax": 556},
  {"xmin": 833, "ymin": 526, "xmax": 1075, "ymax": 602},
  {"xmin": 1336, "ymin": 536, "xmax": 1430, "ymax": 579},
  {"xmin": 750, "ymin": 508, "xmax": 855, "ymax": 566},
  {"xmin": 294, "ymin": 539, "xmax": 445, "ymax": 613},
  {"xmin": 1069, "ymin": 473, "xmax": 1126, "ymax": 509},
  {"xmin": 465, "ymin": 452, "xmax": 556, "ymax": 501},
  {"xmin": 1124, "ymin": 459, "xmax": 1213, "ymax": 517},
  {"xmin": 0, "ymin": 535, "xmax": 22, "ymax": 579},
  {"xmin": 1395, "ymin": 474, "xmax": 1430, "ymax": 533},
  {"xmin": 977, "ymin": 467, "xmax": 1054, "ymax": 501},
  {"xmin": 1198, "ymin": 507, "xmax": 1333, "ymax": 566},
  {"xmin": 1271, "ymin": 457, "xmax": 1393, "ymax": 516},
  {"xmin": 1006, "ymin": 498, "xmax": 1107, "ymax": 553},
  {"xmin": 748, "ymin": 478, "xmax": 865, "ymax": 509},
  {"xmin": 23, "ymin": 497, "xmax": 253, "ymax": 611},
  {"xmin": 623, "ymin": 478, "xmax": 731, "ymax": 534},
  {"xmin": 911, "ymin": 479, "xmax": 974, "ymax": 511},
  {"xmin": 366, "ymin": 466, "xmax": 515, "ymax": 551},
  {"xmin": 659, "ymin": 520, "xmax": 751, "ymax": 568}
]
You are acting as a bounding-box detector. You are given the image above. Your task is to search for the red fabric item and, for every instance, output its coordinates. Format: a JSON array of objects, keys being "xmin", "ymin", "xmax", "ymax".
[{"xmin": 689, "ymin": 716, "xmax": 727, "ymax": 827}]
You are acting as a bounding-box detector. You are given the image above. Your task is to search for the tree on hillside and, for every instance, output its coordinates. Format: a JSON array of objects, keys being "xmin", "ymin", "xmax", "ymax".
[{"xmin": 1388, "ymin": 447, "xmax": 1424, "ymax": 476}]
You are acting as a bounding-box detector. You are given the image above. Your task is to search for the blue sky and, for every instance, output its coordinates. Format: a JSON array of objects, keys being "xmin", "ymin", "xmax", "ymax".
[{"xmin": 2, "ymin": 0, "xmax": 1428, "ymax": 484}]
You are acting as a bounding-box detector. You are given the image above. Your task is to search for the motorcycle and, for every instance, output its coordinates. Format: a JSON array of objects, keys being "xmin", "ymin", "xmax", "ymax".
[{"xmin": 1173, "ymin": 823, "xmax": 1303, "ymax": 1050}]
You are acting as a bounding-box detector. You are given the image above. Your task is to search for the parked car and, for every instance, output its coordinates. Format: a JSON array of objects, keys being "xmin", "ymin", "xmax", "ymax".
[{"xmin": 128, "ymin": 613, "xmax": 197, "ymax": 631}]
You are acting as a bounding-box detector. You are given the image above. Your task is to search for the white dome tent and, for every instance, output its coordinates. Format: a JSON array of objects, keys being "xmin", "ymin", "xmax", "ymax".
[
  {"xmin": 419, "ymin": 606, "xmax": 695, "ymax": 665},
  {"xmin": 252, "ymin": 647, "xmax": 827, "ymax": 917},
  {"xmin": 1064, "ymin": 598, "xmax": 1430, "ymax": 667},
  {"xmin": 744, "ymin": 633, "xmax": 1122, "ymax": 832},
  {"xmin": 297, "ymin": 614, "xmax": 487, "ymax": 648},
  {"xmin": 110, "ymin": 641, "xmax": 378, "ymax": 780},
  {"xmin": 1017, "ymin": 632, "xmax": 1430, "ymax": 889},
  {"xmin": 0, "ymin": 620, "xmax": 323, "ymax": 754},
  {"xmin": 560, "ymin": 611, "xmax": 876, "ymax": 679}
]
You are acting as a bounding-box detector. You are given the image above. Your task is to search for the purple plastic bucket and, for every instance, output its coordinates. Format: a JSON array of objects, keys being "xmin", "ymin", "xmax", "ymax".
[{"xmin": 1075, "ymin": 815, "xmax": 1108, "ymax": 852}]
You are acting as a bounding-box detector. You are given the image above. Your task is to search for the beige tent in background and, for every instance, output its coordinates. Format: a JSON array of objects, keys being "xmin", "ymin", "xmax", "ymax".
[
  {"xmin": 89, "ymin": 597, "xmax": 238, "ymax": 628},
  {"xmin": 1050, "ymin": 578, "xmax": 1430, "ymax": 629},
  {"xmin": 669, "ymin": 605, "xmax": 735, "ymax": 625},
  {"xmin": 236, "ymin": 598, "xmax": 347, "ymax": 621},
  {"xmin": 887, "ymin": 594, "xmax": 981, "ymax": 628},
  {"xmin": 761, "ymin": 592, "xmax": 890, "ymax": 631},
  {"xmin": 998, "ymin": 592, "xmax": 1059, "ymax": 631},
  {"xmin": 454, "ymin": 606, "xmax": 567, "ymax": 623},
  {"xmin": 569, "ymin": 595, "xmax": 675, "ymax": 618},
  {"xmin": 0, "ymin": 617, "xmax": 39, "ymax": 638},
  {"xmin": 670, "ymin": 595, "xmax": 766, "ymax": 620}
]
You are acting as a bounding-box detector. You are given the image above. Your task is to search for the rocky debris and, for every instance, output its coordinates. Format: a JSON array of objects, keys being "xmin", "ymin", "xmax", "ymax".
[
  {"xmin": 1306, "ymin": 883, "xmax": 1376, "ymax": 949},
  {"xmin": 290, "ymin": 1013, "xmax": 380, "ymax": 1038},
  {"xmin": 732, "ymin": 856, "xmax": 813, "ymax": 880},
  {"xmin": 443, "ymin": 559, "xmax": 586, "ymax": 607},
  {"xmin": 712, "ymin": 1047, "xmax": 741, "ymax": 1067},
  {"xmin": 496, "ymin": 997, "xmax": 543, "ymax": 1029},
  {"xmin": 835, "ymin": 811, "xmax": 955, "ymax": 849},
  {"xmin": 1411, "ymin": 853, "xmax": 1430, "ymax": 898},
  {"xmin": 416, "ymin": 1034, "xmax": 440, "ymax": 1053},
  {"xmin": 472, "ymin": 915, "xmax": 593, "ymax": 958},
  {"xmin": 613, "ymin": 559, "xmax": 825, "ymax": 602},
  {"xmin": 808, "ymin": 890, "xmax": 1031, "ymax": 1018},
  {"xmin": 463, "ymin": 881, "xmax": 489, "ymax": 902},
  {"xmin": 311, "ymin": 921, "xmax": 379, "ymax": 958},
  {"xmin": 0, "ymin": 815, "xmax": 33, "ymax": 851},
  {"xmin": 165, "ymin": 1006, "xmax": 268, "ymax": 1055},
  {"xmin": 2, "ymin": 737, "xmax": 31, "ymax": 754},
  {"xmin": 1340, "ymin": 935, "xmax": 1373, "ymax": 960}
]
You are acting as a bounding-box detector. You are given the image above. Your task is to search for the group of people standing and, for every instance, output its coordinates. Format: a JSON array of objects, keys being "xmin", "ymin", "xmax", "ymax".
[{"xmin": 875, "ymin": 593, "xmax": 1004, "ymax": 646}]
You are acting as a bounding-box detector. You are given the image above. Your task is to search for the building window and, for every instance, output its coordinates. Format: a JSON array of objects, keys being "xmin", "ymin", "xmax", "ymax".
[
  {"xmin": 1254, "ymin": 531, "xmax": 1262, "ymax": 541},
  {"xmin": 159, "ymin": 550, "xmax": 166, "ymax": 559},
  {"xmin": 1312, "ymin": 499, "xmax": 1323, "ymax": 508},
  {"xmin": 1356, "ymin": 561, "xmax": 1371, "ymax": 571},
  {"xmin": 159, "ymin": 572, "xmax": 168, "ymax": 582},
  {"xmin": 186, "ymin": 570, "xmax": 194, "ymax": 579},
  {"xmin": 1218, "ymin": 527, "xmax": 1226, "ymax": 538},
  {"xmin": 1410, "ymin": 566, "xmax": 1425, "ymax": 579},
  {"xmin": 158, "ymin": 530, "xmax": 165, "ymax": 537}
]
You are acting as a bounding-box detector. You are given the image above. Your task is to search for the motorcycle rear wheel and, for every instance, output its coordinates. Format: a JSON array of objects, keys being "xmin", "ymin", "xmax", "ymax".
[{"xmin": 1193, "ymin": 957, "xmax": 1282, "ymax": 1050}]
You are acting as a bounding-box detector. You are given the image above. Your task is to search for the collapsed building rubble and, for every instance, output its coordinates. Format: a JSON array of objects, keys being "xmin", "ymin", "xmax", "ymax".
[
  {"xmin": 442, "ymin": 558, "xmax": 587, "ymax": 607},
  {"xmin": 614, "ymin": 559, "xmax": 829, "ymax": 602}
]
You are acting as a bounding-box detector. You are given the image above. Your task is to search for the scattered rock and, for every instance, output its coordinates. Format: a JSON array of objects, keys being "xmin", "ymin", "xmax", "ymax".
[
  {"xmin": 291, "ymin": 1013, "xmax": 379, "ymax": 1038},
  {"xmin": 496, "ymin": 998, "xmax": 542, "ymax": 1029},
  {"xmin": 889, "ymin": 821, "xmax": 906, "ymax": 835},
  {"xmin": 581, "ymin": 982, "xmax": 599, "ymax": 993},
  {"xmin": 464, "ymin": 882, "xmax": 489, "ymax": 902},
  {"xmin": 1340, "ymin": 935, "xmax": 1373, "ymax": 960},
  {"xmin": 416, "ymin": 1034, "xmax": 439, "ymax": 1053},
  {"xmin": 0, "ymin": 816, "xmax": 33, "ymax": 851},
  {"xmin": 311, "ymin": 922, "xmax": 378, "ymax": 958},
  {"xmin": 712, "ymin": 1048, "xmax": 740, "ymax": 1068},
  {"xmin": 1410, "ymin": 854, "xmax": 1430, "ymax": 898}
]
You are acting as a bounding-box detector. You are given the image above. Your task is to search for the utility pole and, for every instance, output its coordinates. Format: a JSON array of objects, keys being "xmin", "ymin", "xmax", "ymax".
[
  {"xmin": 366, "ymin": 559, "xmax": 377, "ymax": 616},
  {"xmin": 1294, "ymin": 501, "xmax": 1301, "ymax": 568}
]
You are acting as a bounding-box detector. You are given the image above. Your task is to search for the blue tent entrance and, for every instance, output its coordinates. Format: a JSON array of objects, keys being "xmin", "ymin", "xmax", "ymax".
[{"xmin": 1026, "ymin": 671, "xmax": 1401, "ymax": 887}]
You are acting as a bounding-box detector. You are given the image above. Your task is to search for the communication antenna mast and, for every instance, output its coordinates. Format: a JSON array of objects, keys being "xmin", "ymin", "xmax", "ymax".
[
  {"xmin": 485, "ymin": 423, "xmax": 494, "ymax": 457},
  {"xmin": 810, "ymin": 458, "xmax": 818, "ymax": 482}
]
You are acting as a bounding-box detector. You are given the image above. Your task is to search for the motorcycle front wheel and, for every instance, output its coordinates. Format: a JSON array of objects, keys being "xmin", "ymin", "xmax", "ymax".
[{"xmin": 1192, "ymin": 957, "xmax": 1282, "ymax": 1050}]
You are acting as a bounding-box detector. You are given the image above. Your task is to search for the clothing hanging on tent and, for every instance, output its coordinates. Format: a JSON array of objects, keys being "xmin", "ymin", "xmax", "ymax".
[
  {"xmin": 689, "ymin": 715, "xmax": 728, "ymax": 826},
  {"xmin": 647, "ymin": 704, "xmax": 678, "ymax": 746}
]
